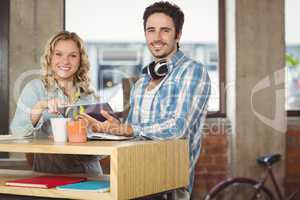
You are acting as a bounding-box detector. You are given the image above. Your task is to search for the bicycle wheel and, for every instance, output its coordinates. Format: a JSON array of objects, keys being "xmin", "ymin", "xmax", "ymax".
[{"xmin": 204, "ymin": 178, "xmax": 274, "ymax": 200}]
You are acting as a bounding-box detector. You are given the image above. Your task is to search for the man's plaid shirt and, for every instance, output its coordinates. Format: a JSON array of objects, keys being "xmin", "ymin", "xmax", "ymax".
[{"xmin": 127, "ymin": 50, "xmax": 211, "ymax": 191}]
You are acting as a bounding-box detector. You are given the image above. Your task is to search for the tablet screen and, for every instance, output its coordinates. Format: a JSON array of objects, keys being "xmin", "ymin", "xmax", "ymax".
[{"xmin": 58, "ymin": 103, "xmax": 119, "ymax": 122}]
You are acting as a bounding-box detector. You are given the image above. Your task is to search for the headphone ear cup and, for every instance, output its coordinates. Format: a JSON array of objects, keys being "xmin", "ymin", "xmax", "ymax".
[
  {"xmin": 148, "ymin": 62, "xmax": 160, "ymax": 79},
  {"xmin": 154, "ymin": 60, "xmax": 169, "ymax": 77},
  {"xmin": 147, "ymin": 60, "xmax": 169, "ymax": 80}
]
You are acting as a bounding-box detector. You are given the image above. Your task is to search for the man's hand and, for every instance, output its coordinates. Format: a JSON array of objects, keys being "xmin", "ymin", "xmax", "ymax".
[{"xmin": 80, "ymin": 110, "xmax": 134, "ymax": 137}]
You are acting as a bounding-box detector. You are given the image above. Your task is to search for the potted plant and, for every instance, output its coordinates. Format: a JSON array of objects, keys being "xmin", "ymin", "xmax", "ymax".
[
  {"xmin": 66, "ymin": 105, "xmax": 87, "ymax": 143},
  {"xmin": 286, "ymin": 53, "xmax": 300, "ymax": 81}
]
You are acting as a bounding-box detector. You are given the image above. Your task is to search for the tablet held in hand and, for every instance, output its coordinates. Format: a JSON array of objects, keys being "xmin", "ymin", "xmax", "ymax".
[{"xmin": 59, "ymin": 103, "xmax": 119, "ymax": 122}]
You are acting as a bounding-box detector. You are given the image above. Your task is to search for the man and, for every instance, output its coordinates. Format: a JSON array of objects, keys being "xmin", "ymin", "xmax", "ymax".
[{"xmin": 82, "ymin": 1, "xmax": 211, "ymax": 199}]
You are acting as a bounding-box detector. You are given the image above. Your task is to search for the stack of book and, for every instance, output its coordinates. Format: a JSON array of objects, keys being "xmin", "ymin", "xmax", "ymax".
[
  {"xmin": 56, "ymin": 180, "xmax": 110, "ymax": 192},
  {"xmin": 5, "ymin": 176, "xmax": 109, "ymax": 192}
]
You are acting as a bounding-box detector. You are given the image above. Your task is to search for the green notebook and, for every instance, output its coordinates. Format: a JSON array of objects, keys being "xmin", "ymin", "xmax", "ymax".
[{"xmin": 56, "ymin": 180, "xmax": 110, "ymax": 192}]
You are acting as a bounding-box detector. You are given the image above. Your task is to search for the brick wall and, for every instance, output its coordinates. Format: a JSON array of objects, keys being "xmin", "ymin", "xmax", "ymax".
[
  {"xmin": 286, "ymin": 124, "xmax": 300, "ymax": 197},
  {"xmin": 190, "ymin": 119, "xmax": 300, "ymax": 199},
  {"xmin": 191, "ymin": 121, "xmax": 300, "ymax": 199},
  {"xmin": 192, "ymin": 121, "xmax": 230, "ymax": 199}
]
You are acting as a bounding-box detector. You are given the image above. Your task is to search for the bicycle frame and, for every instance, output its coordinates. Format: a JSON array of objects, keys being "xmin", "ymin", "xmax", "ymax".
[
  {"xmin": 257, "ymin": 165, "xmax": 283, "ymax": 200},
  {"xmin": 257, "ymin": 165, "xmax": 300, "ymax": 200}
]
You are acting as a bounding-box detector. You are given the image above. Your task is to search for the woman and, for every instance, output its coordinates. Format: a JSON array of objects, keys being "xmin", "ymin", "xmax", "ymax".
[{"xmin": 10, "ymin": 31, "xmax": 102, "ymax": 175}]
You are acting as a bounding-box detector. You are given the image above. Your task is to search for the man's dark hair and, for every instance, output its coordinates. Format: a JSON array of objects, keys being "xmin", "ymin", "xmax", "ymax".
[{"xmin": 143, "ymin": 1, "xmax": 184, "ymax": 38}]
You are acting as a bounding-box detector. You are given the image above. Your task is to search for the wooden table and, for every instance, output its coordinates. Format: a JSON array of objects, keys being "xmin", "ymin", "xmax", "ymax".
[{"xmin": 0, "ymin": 139, "xmax": 189, "ymax": 200}]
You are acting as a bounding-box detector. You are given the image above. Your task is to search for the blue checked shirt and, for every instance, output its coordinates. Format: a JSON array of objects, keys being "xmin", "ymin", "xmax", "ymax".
[{"xmin": 127, "ymin": 50, "xmax": 211, "ymax": 192}]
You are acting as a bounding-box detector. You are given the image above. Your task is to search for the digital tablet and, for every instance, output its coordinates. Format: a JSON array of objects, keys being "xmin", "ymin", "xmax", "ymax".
[
  {"xmin": 58, "ymin": 103, "xmax": 119, "ymax": 122},
  {"xmin": 87, "ymin": 132, "xmax": 135, "ymax": 141}
]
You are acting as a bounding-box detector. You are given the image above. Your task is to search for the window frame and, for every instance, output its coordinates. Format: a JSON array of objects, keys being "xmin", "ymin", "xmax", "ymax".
[
  {"xmin": 286, "ymin": 0, "xmax": 300, "ymax": 116},
  {"xmin": 287, "ymin": 111, "xmax": 300, "ymax": 116},
  {"xmin": 207, "ymin": 0, "xmax": 226, "ymax": 118},
  {"xmin": 63, "ymin": 0, "xmax": 226, "ymax": 118}
]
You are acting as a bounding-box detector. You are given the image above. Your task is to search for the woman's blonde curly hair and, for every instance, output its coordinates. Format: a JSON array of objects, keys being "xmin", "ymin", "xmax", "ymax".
[{"xmin": 40, "ymin": 31, "xmax": 94, "ymax": 96}]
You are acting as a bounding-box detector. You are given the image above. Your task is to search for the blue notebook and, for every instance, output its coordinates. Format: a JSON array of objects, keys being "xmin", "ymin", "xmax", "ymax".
[{"xmin": 56, "ymin": 180, "xmax": 110, "ymax": 192}]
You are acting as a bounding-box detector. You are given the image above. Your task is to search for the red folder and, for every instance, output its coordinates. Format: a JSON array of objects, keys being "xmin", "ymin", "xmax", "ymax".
[{"xmin": 5, "ymin": 176, "xmax": 87, "ymax": 188}]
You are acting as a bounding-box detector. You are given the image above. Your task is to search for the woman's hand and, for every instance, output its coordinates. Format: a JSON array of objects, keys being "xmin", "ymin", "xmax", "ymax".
[
  {"xmin": 80, "ymin": 110, "xmax": 133, "ymax": 137},
  {"xmin": 45, "ymin": 98, "xmax": 65, "ymax": 115},
  {"xmin": 30, "ymin": 98, "xmax": 65, "ymax": 126}
]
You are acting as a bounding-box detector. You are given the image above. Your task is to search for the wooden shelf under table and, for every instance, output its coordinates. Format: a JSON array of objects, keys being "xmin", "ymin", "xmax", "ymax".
[
  {"xmin": 0, "ymin": 139, "xmax": 189, "ymax": 200},
  {"xmin": 0, "ymin": 169, "xmax": 111, "ymax": 199}
]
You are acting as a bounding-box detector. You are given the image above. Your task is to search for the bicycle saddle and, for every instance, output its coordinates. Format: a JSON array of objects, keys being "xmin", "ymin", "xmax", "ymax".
[{"xmin": 256, "ymin": 154, "xmax": 281, "ymax": 166}]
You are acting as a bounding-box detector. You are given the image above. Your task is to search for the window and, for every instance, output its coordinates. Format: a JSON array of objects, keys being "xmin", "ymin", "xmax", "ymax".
[
  {"xmin": 286, "ymin": 0, "xmax": 300, "ymax": 115},
  {"xmin": 65, "ymin": 0, "xmax": 225, "ymax": 116}
]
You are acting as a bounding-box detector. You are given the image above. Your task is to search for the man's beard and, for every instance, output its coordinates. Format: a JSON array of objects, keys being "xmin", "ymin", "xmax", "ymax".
[{"xmin": 151, "ymin": 47, "xmax": 174, "ymax": 59}]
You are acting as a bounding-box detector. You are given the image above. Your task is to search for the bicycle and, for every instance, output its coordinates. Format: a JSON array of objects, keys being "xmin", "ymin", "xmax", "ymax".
[{"xmin": 203, "ymin": 154, "xmax": 300, "ymax": 200}]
